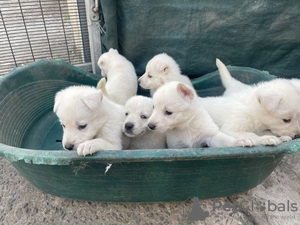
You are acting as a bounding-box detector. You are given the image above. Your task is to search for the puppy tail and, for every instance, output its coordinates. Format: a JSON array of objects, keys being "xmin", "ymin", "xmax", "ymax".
[
  {"xmin": 216, "ymin": 59, "xmax": 250, "ymax": 95},
  {"xmin": 97, "ymin": 78, "xmax": 109, "ymax": 97},
  {"xmin": 216, "ymin": 58, "xmax": 236, "ymax": 89}
]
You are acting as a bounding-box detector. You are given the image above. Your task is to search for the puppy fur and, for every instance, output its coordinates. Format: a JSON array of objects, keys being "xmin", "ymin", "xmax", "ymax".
[
  {"xmin": 290, "ymin": 78, "xmax": 300, "ymax": 91},
  {"xmin": 138, "ymin": 53, "xmax": 194, "ymax": 96},
  {"xmin": 123, "ymin": 96, "xmax": 167, "ymax": 149},
  {"xmin": 147, "ymin": 81, "xmax": 239, "ymax": 148},
  {"xmin": 216, "ymin": 58, "xmax": 251, "ymax": 96},
  {"xmin": 54, "ymin": 85, "xmax": 127, "ymax": 156},
  {"xmin": 201, "ymin": 59, "xmax": 300, "ymax": 145},
  {"xmin": 97, "ymin": 48, "xmax": 138, "ymax": 105}
]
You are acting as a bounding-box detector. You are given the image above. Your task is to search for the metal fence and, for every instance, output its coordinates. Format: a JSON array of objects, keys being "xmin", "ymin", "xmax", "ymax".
[{"xmin": 0, "ymin": 0, "xmax": 91, "ymax": 76}]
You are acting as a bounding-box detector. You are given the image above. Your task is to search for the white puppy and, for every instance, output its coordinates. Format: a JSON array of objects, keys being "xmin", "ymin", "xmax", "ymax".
[
  {"xmin": 216, "ymin": 58, "xmax": 251, "ymax": 96},
  {"xmin": 200, "ymin": 60, "xmax": 300, "ymax": 145},
  {"xmin": 147, "ymin": 81, "xmax": 240, "ymax": 148},
  {"xmin": 217, "ymin": 58, "xmax": 300, "ymax": 102},
  {"xmin": 97, "ymin": 48, "xmax": 138, "ymax": 105},
  {"xmin": 138, "ymin": 53, "xmax": 194, "ymax": 96},
  {"xmin": 290, "ymin": 78, "xmax": 300, "ymax": 91},
  {"xmin": 123, "ymin": 96, "xmax": 167, "ymax": 149},
  {"xmin": 53, "ymin": 85, "xmax": 126, "ymax": 156}
]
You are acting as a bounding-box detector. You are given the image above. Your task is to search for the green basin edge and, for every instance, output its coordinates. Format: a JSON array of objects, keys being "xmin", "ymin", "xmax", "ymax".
[{"xmin": 0, "ymin": 140, "xmax": 299, "ymax": 165}]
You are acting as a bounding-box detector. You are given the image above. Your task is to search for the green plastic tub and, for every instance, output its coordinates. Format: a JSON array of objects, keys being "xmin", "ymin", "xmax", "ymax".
[{"xmin": 0, "ymin": 60, "xmax": 299, "ymax": 202}]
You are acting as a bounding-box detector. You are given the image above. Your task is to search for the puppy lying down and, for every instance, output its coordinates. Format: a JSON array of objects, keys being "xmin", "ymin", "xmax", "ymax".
[
  {"xmin": 53, "ymin": 85, "xmax": 126, "ymax": 156},
  {"xmin": 201, "ymin": 59, "xmax": 300, "ymax": 146},
  {"xmin": 147, "ymin": 81, "xmax": 242, "ymax": 148}
]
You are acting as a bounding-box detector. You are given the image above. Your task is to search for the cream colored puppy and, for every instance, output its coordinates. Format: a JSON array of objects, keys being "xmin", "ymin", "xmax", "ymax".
[
  {"xmin": 97, "ymin": 48, "xmax": 137, "ymax": 105},
  {"xmin": 212, "ymin": 59, "xmax": 300, "ymax": 145},
  {"xmin": 138, "ymin": 53, "xmax": 194, "ymax": 96},
  {"xmin": 123, "ymin": 96, "xmax": 167, "ymax": 149},
  {"xmin": 216, "ymin": 58, "xmax": 251, "ymax": 96},
  {"xmin": 201, "ymin": 60, "xmax": 300, "ymax": 145},
  {"xmin": 290, "ymin": 79, "xmax": 300, "ymax": 90},
  {"xmin": 54, "ymin": 85, "xmax": 126, "ymax": 156},
  {"xmin": 147, "ymin": 81, "xmax": 240, "ymax": 148}
]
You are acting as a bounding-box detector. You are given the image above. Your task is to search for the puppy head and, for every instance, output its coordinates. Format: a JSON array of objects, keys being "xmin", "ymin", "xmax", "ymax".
[
  {"xmin": 97, "ymin": 48, "xmax": 121, "ymax": 77},
  {"xmin": 108, "ymin": 48, "xmax": 119, "ymax": 54},
  {"xmin": 138, "ymin": 53, "xmax": 181, "ymax": 91},
  {"xmin": 54, "ymin": 86, "xmax": 104, "ymax": 151},
  {"xmin": 122, "ymin": 96, "xmax": 154, "ymax": 137},
  {"xmin": 147, "ymin": 81, "xmax": 195, "ymax": 133},
  {"xmin": 256, "ymin": 79, "xmax": 300, "ymax": 138},
  {"xmin": 97, "ymin": 52, "xmax": 109, "ymax": 77}
]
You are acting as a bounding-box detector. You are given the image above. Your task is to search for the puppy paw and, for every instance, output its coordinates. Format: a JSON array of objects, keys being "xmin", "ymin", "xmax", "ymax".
[
  {"xmin": 259, "ymin": 136, "xmax": 281, "ymax": 146},
  {"xmin": 279, "ymin": 135, "xmax": 292, "ymax": 142},
  {"xmin": 77, "ymin": 142, "xmax": 98, "ymax": 156},
  {"xmin": 97, "ymin": 78, "xmax": 106, "ymax": 90},
  {"xmin": 237, "ymin": 138, "xmax": 255, "ymax": 147}
]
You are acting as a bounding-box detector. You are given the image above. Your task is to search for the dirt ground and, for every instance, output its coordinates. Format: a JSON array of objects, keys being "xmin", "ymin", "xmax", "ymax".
[{"xmin": 0, "ymin": 150, "xmax": 299, "ymax": 225}]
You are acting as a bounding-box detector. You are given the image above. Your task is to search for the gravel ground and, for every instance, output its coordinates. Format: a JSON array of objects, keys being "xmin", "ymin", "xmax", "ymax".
[{"xmin": 0, "ymin": 151, "xmax": 299, "ymax": 225}]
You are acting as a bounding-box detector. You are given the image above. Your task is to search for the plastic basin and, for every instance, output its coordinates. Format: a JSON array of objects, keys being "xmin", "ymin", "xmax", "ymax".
[{"xmin": 0, "ymin": 60, "xmax": 299, "ymax": 202}]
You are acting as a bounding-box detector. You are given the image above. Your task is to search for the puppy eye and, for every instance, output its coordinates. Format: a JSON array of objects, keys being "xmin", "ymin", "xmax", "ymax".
[
  {"xmin": 125, "ymin": 112, "xmax": 128, "ymax": 116},
  {"xmin": 148, "ymin": 74, "xmax": 152, "ymax": 78},
  {"xmin": 141, "ymin": 115, "xmax": 148, "ymax": 119},
  {"xmin": 283, "ymin": 118, "xmax": 291, "ymax": 123},
  {"xmin": 165, "ymin": 110, "xmax": 173, "ymax": 116},
  {"xmin": 78, "ymin": 124, "xmax": 87, "ymax": 130},
  {"xmin": 62, "ymin": 124, "xmax": 65, "ymax": 128}
]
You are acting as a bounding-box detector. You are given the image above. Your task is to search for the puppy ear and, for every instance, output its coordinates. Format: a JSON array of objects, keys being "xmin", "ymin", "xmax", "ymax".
[
  {"xmin": 156, "ymin": 61, "xmax": 169, "ymax": 75},
  {"xmin": 257, "ymin": 93, "xmax": 282, "ymax": 112},
  {"xmin": 53, "ymin": 91, "xmax": 63, "ymax": 113},
  {"xmin": 109, "ymin": 48, "xmax": 118, "ymax": 54},
  {"xmin": 81, "ymin": 89, "xmax": 103, "ymax": 111},
  {"xmin": 177, "ymin": 83, "xmax": 194, "ymax": 102}
]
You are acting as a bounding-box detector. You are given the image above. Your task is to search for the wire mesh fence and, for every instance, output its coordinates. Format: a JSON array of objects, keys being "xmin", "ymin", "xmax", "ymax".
[{"xmin": 0, "ymin": 0, "xmax": 91, "ymax": 76}]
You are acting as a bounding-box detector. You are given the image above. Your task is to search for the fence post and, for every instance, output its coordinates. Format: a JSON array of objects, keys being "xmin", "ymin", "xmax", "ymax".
[{"xmin": 85, "ymin": 0, "xmax": 101, "ymax": 75}]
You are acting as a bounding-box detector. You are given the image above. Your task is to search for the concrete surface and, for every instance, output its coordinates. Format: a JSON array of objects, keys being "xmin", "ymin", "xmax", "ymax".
[{"xmin": 0, "ymin": 151, "xmax": 299, "ymax": 225}]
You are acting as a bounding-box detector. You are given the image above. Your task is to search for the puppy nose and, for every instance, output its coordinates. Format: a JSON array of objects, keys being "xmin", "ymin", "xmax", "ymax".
[
  {"xmin": 64, "ymin": 144, "xmax": 74, "ymax": 150},
  {"xmin": 125, "ymin": 122, "xmax": 134, "ymax": 131},
  {"xmin": 148, "ymin": 123, "xmax": 156, "ymax": 130}
]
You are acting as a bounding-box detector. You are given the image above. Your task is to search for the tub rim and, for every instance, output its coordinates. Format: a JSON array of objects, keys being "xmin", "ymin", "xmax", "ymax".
[{"xmin": 0, "ymin": 140, "xmax": 299, "ymax": 165}]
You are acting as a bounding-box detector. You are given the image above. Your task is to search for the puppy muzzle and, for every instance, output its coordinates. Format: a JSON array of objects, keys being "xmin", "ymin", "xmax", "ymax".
[
  {"xmin": 147, "ymin": 123, "xmax": 156, "ymax": 130},
  {"xmin": 125, "ymin": 122, "xmax": 134, "ymax": 131},
  {"xmin": 64, "ymin": 144, "xmax": 74, "ymax": 151}
]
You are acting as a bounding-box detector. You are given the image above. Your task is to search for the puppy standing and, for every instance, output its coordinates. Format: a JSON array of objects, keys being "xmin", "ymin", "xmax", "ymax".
[
  {"xmin": 138, "ymin": 53, "xmax": 194, "ymax": 96},
  {"xmin": 123, "ymin": 96, "xmax": 167, "ymax": 149},
  {"xmin": 147, "ymin": 81, "xmax": 240, "ymax": 148},
  {"xmin": 97, "ymin": 48, "xmax": 138, "ymax": 105},
  {"xmin": 54, "ymin": 86, "xmax": 127, "ymax": 156}
]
